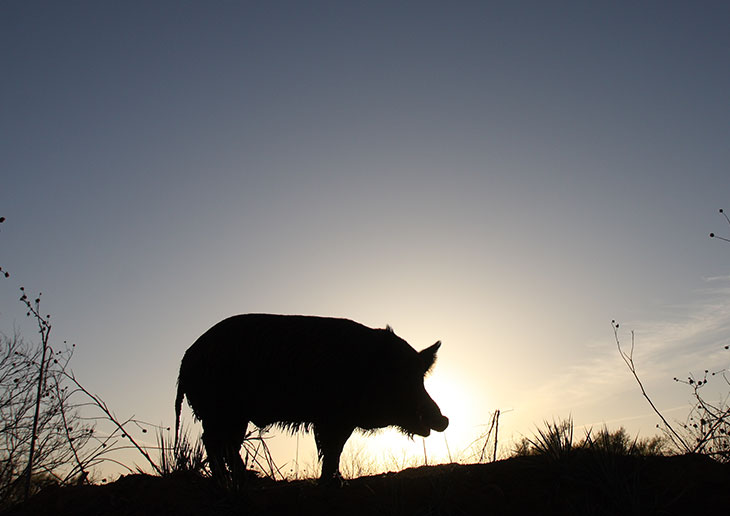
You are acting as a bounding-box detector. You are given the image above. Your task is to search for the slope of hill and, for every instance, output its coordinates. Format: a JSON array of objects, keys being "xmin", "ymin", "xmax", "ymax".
[{"xmin": 5, "ymin": 453, "xmax": 729, "ymax": 515}]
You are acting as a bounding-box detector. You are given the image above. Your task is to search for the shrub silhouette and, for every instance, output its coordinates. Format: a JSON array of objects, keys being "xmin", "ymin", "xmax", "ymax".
[
  {"xmin": 0, "ymin": 333, "xmax": 92, "ymax": 508},
  {"xmin": 612, "ymin": 208, "xmax": 730, "ymax": 462},
  {"xmin": 1, "ymin": 216, "xmax": 169, "ymax": 509},
  {"xmin": 513, "ymin": 418, "xmax": 667, "ymax": 459}
]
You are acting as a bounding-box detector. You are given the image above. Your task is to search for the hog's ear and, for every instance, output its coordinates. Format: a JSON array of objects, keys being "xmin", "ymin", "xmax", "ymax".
[{"xmin": 419, "ymin": 341, "xmax": 441, "ymax": 375}]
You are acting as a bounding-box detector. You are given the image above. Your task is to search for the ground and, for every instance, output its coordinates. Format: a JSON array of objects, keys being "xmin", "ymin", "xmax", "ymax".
[{"xmin": 4, "ymin": 453, "xmax": 729, "ymax": 515}]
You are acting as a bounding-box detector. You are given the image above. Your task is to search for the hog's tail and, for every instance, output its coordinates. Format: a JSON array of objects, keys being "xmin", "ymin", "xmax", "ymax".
[{"xmin": 174, "ymin": 375, "xmax": 185, "ymax": 451}]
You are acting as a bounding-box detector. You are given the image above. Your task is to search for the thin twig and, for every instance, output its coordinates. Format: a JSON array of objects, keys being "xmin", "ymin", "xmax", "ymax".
[
  {"xmin": 613, "ymin": 322, "xmax": 691, "ymax": 452},
  {"xmin": 23, "ymin": 292, "xmax": 51, "ymax": 500},
  {"xmin": 61, "ymin": 371, "xmax": 163, "ymax": 475}
]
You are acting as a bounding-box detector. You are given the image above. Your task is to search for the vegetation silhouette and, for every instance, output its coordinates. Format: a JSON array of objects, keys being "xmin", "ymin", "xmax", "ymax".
[
  {"xmin": 611, "ymin": 208, "xmax": 730, "ymax": 462},
  {"xmin": 9, "ymin": 422, "xmax": 729, "ymax": 516},
  {"xmin": 175, "ymin": 314, "xmax": 448, "ymax": 484},
  {"xmin": 0, "ymin": 216, "xmax": 167, "ymax": 509}
]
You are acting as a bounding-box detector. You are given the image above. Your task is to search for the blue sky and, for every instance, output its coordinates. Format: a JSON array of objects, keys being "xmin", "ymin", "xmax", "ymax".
[{"xmin": 2, "ymin": 1, "xmax": 730, "ymax": 474}]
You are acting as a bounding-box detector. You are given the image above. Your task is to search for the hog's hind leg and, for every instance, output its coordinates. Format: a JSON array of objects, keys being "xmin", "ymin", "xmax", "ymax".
[
  {"xmin": 202, "ymin": 417, "xmax": 248, "ymax": 487},
  {"xmin": 202, "ymin": 421, "xmax": 227, "ymax": 482},
  {"xmin": 224, "ymin": 419, "xmax": 249, "ymax": 487}
]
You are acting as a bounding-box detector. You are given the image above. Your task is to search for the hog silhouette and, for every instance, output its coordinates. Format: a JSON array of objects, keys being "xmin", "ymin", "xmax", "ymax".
[{"xmin": 175, "ymin": 313, "xmax": 449, "ymax": 481}]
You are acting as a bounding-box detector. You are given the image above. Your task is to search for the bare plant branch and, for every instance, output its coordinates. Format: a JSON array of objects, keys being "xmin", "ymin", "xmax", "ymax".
[
  {"xmin": 59, "ymin": 370, "xmax": 163, "ymax": 476},
  {"xmin": 612, "ymin": 321, "xmax": 691, "ymax": 452}
]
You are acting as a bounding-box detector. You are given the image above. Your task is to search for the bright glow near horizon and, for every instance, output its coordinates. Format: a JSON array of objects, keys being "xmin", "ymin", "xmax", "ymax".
[{"xmin": 2, "ymin": 1, "xmax": 730, "ymax": 479}]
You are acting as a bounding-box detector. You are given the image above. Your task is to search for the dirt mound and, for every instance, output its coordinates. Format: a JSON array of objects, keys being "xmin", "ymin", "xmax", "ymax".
[{"xmin": 5, "ymin": 453, "xmax": 729, "ymax": 515}]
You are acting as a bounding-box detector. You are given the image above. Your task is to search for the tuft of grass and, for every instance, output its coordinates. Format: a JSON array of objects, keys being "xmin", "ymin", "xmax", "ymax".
[
  {"xmin": 156, "ymin": 426, "xmax": 207, "ymax": 477},
  {"xmin": 522, "ymin": 417, "xmax": 575, "ymax": 461}
]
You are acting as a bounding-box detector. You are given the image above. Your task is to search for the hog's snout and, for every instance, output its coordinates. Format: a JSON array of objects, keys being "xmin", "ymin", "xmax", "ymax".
[
  {"xmin": 432, "ymin": 415, "xmax": 449, "ymax": 432},
  {"xmin": 415, "ymin": 412, "xmax": 449, "ymax": 437}
]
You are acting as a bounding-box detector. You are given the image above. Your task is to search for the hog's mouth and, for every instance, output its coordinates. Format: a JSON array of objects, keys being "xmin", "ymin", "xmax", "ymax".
[{"xmin": 411, "ymin": 414, "xmax": 449, "ymax": 437}]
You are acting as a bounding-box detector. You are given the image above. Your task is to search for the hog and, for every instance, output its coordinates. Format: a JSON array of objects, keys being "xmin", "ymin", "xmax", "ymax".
[{"xmin": 174, "ymin": 313, "xmax": 449, "ymax": 481}]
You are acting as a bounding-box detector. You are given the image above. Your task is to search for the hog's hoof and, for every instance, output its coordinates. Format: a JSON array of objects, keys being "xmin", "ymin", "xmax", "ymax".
[{"xmin": 318, "ymin": 473, "xmax": 347, "ymax": 488}]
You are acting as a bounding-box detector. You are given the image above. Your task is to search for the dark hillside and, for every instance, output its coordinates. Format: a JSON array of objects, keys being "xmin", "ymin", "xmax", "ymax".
[{"xmin": 5, "ymin": 453, "xmax": 729, "ymax": 516}]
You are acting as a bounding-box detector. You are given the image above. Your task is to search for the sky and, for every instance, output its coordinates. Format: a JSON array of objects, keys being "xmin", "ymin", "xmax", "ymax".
[{"xmin": 2, "ymin": 1, "xmax": 730, "ymax": 477}]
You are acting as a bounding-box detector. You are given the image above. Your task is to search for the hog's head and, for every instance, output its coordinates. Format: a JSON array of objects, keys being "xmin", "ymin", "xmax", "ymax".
[
  {"xmin": 398, "ymin": 341, "xmax": 449, "ymax": 437},
  {"xmin": 361, "ymin": 336, "xmax": 449, "ymax": 437}
]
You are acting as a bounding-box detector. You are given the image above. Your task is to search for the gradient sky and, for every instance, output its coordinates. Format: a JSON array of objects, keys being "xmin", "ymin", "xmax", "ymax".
[{"xmin": 2, "ymin": 1, "xmax": 730, "ymax": 475}]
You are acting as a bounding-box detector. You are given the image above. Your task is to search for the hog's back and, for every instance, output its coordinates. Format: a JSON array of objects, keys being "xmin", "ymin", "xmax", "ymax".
[{"xmin": 180, "ymin": 314, "xmax": 406, "ymax": 428}]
